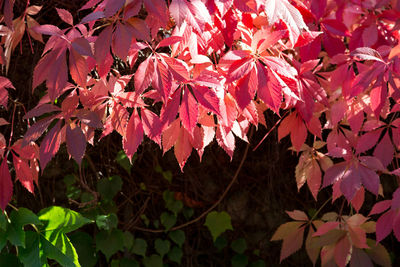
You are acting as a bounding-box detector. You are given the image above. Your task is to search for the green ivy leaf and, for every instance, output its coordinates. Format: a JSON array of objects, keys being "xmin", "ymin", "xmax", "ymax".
[
  {"xmin": 231, "ymin": 254, "xmax": 248, "ymax": 267},
  {"xmin": 168, "ymin": 230, "xmax": 185, "ymax": 247},
  {"xmin": 116, "ymin": 150, "xmax": 134, "ymax": 174},
  {"xmin": 163, "ymin": 190, "xmax": 183, "ymax": 214},
  {"xmin": 123, "ymin": 232, "xmax": 134, "ymax": 251},
  {"xmin": 154, "ymin": 239, "xmax": 170, "ymax": 258},
  {"xmin": 167, "ymin": 246, "xmax": 183, "ymax": 264},
  {"xmin": 95, "ymin": 214, "xmax": 118, "ymax": 231},
  {"xmin": 97, "ymin": 176, "xmax": 123, "ymax": 201},
  {"xmin": 160, "ymin": 212, "xmax": 177, "ymax": 231},
  {"xmin": 131, "ymin": 238, "xmax": 147, "ymax": 257},
  {"xmin": 249, "ymin": 260, "xmax": 266, "ymax": 267},
  {"xmin": 214, "ymin": 236, "xmax": 228, "ymax": 251},
  {"xmin": 143, "ymin": 254, "xmax": 163, "ymax": 267},
  {"xmin": 120, "ymin": 258, "xmax": 139, "ymax": 267},
  {"xmin": 204, "ymin": 211, "xmax": 233, "ymax": 241},
  {"xmin": 231, "ymin": 238, "xmax": 247, "ymax": 254},
  {"xmin": 69, "ymin": 232, "xmax": 98, "ymax": 267},
  {"xmin": 95, "ymin": 229, "xmax": 124, "ymax": 261},
  {"xmin": 0, "ymin": 211, "xmax": 7, "ymax": 230}
]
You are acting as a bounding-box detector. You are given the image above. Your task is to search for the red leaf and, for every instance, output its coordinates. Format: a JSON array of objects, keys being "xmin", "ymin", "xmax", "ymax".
[
  {"xmin": 313, "ymin": 221, "xmax": 340, "ymax": 237},
  {"xmin": 123, "ymin": 110, "xmax": 143, "ymax": 162},
  {"xmin": 69, "ymin": 48, "xmax": 88, "ymax": 88},
  {"xmin": 216, "ymin": 124, "xmax": 235, "ymax": 159},
  {"xmin": 162, "ymin": 119, "xmax": 181, "ymax": 153},
  {"xmin": 174, "ymin": 127, "xmax": 192, "ymax": 171},
  {"xmin": 234, "ymin": 70, "xmax": 257, "ymax": 110},
  {"xmin": 94, "ymin": 25, "xmax": 113, "ymax": 65},
  {"xmin": 279, "ymin": 225, "xmax": 305, "ymax": 262},
  {"xmin": 351, "ymin": 47, "xmax": 384, "ymax": 63},
  {"xmin": 104, "ymin": 0, "xmax": 125, "ymax": 17},
  {"xmin": 321, "ymin": 19, "xmax": 351, "ymax": 37},
  {"xmin": 56, "ymin": 8, "xmax": 74, "ymax": 25},
  {"xmin": 113, "ymin": 22, "xmax": 133, "ymax": 60},
  {"xmin": 291, "ymin": 116, "xmax": 307, "ymax": 152},
  {"xmin": 141, "ymin": 108, "xmax": 162, "ymax": 145},
  {"xmin": 134, "ymin": 57, "xmax": 154, "ymax": 95},
  {"xmin": 39, "ymin": 121, "xmax": 62, "ymax": 171},
  {"xmin": 32, "ymin": 24, "xmax": 62, "ymax": 36},
  {"xmin": 22, "ymin": 116, "xmax": 56, "ymax": 147},
  {"xmin": 356, "ymin": 130, "xmax": 382, "ymax": 154},
  {"xmin": 12, "ymin": 154, "xmax": 35, "ymax": 194},
  {"xmin": 358, "ymin": 165, "xmax": 380, "ymax": 196},
  {"xmin": 0, "ymin": 159, "xmax": 13, "ymax": 211},
  {"xmin": 156, "ymin": 36, "xmax": 182, "ymax": 49},
  {"xmin": 192, "ymin": 85, "xmax": 220, "ymax": 115},
  {"xmin": 226, "ymin": 57, "xmax": 253, "ymax": 83},
  {"xmin": 179, "ymin": 89, "xmax": 198, "ymax": 134},
  {"xmin": 170, "ymin": 0, "xmax": 210, "ymax": 32},
  {"xmin": 66, "ymin": 124, "xmax": 86, "ymax": 165},
  {"xmin": 257, "ymin": 62, "xmax": 281, "ymax": 113}
]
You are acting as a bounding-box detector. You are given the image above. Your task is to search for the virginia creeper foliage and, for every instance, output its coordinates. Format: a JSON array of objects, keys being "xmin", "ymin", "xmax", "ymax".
[{"xmin": 1, "ymin": 0, "xmax": 400, "ymax": 265}]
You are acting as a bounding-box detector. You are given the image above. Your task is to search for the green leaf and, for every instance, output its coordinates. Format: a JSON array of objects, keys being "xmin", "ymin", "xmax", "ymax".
[
  {"xmin": 18, "ymin": 231, "xmax": 40, "ymax": 267},
  {"xmin": 162, "ymin": 171, "xmax": 173, "ymax": 183},
  {"xmin": 0, "ymin": 229, "xmax": 7, "ymax": 251},
  {"xmin": 116, "ymin": 150, "xmax": 133, "ymax": 174},
  {"xmin": 0, "ymin": 253, "xmax": 22, "ymax": 266},
  {"xmin": 214, "ymin": 236, "xmax": 228, "ymax": 251},
  {"xmin": 231, "ymin": 238, "xmax": 247, "ymax": 254},
  {"xmin": 95, "ymin": 214, "xmax": 118, "ymax": 231},
  {"xmin": 143, "ymin": 254, "xmax": 163, "ymax": 267},
  {"xmin": 183, "ymin": 207, "xmax": 194, "ymax": 220},
  {"xmin": 38, "ymin": 206, "xmax": 92, "ymax": 234},
  {"xmin": 168, "ymin": 230, "xmax": 185, "ymax": 247},
  {"xmin": 69, "ymin": 232, "xmax": 98, "ymax": 267},
  {"xmin": 7, "ymin": 208, "xmax": 41, "ymax": 247},
  {"xmin": 97, "ymin": 176, "xmax": 123, "ymax": 201},
  {"xmin": 120, "ymin": 258, "xmax": 139, "ymax": 267},
  {"xmin": 249, "ymin": 260, "xmax": 266, "ymax": 267},
  {"xmin": 163, "ymin": 190, "xmax": 183, "ymax": 214},
  {"xmin": 131, "ymin": 238, "xmax": 147, "ymax": 257},
  {"xmin": 123, "ymin": 231, "xmax": 134, "ymax": 250},
  {"xmin": 204, "ymin": 211, "xmax": 233, "ymax": 241},
  {"xmin": 39, "ymin": 234, "xmax": 78, "ymax": 267},
  {"xmin": 167, "ymin": 246, "xmax": 183, "ymax": 264},
  {"xmin": 95, "ymin": 229, "xmax": 124, "ymax": 261},
  {"xmin": 231, "ymin": 254, "xmax": 248, "ymax": 267},
  {"xmin": 160, "ymin": 212, "xmax": 177, "ymax": 231},
  {"xmin": 110, "ymin": 259, "xmax": 119, "ymax": 267},
  {"xmin": 154, "ymin": 239, "xmax": 170, "ymax": 257},
  {"xmin": 0, "ymin": 211, "xmax": 7, "ymax": 230}
]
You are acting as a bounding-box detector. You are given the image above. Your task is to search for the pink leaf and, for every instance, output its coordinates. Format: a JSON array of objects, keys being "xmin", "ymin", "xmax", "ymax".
[
  {"xmin": 134, "ymin": 57, "xmax": 154, "ymax": 95},
  {"xmin": 69, "ymin": 48, "xmax": 88, "ymax": 88},
  {"xmin": 39, "ymin": 121, "xmax": 62, "ymax": 171},
  {"xmin": 104, "ymin": 0, "xmax": 125, "ymax": 17},
  {"xmin": 334, "ymin": 236, "xmax": 351, "ymax": 267},
  {"xmin": 286, "ymin": 210, "xmax": 308, "ymax": 221},
  {"xmin": 291, "ymin": 116, "xmax": 307, "ymax": 152},
  {"xmin": 94, "ymin": 25, "xmax": 113, "ymax": 65},
  {"xmin": 226, "ymin": 57, "xmax": 253, "ymax": 83},
  {"xmin": 156, "ymin": 36, "xmax": 182, "ymax": 49},
  {"xmin": 162, "ymin": 119, "xmax": 181, "ymax": 153},
  {"xmin": 22, "ymin": 116, "xmax": 56, "ymax": 147},
  {"xmin": 351, "ymin": 47, "xmax": 384, "ymax": 63},
  {"xmin": 0, "ymin": 159, "xmax": 13, "ymax": 210},
  {"xmin": 376, "ymin": 210, "xmax": 395, "ymax": 242},
  {"xmin": 66, "ymin": 124, "xmax": 86, "ymax": 165},
  {"xmin": 279, "ymin": 225, "xmax": 305, "ymax": 262},
  {"xmin": 359, "ymin": 165, "xmax": 380, "ymax": 196},
  {"xmin": 32, "ymin": 24, "xmax": 62, "ymax": 36},
  {"xmin": 321, "ymin": 19, "xmax": 351, "ymax": 37},
  {"xmin": 257, "ymin": 62, "xmax": 281, "ymax": 113},
  {"xmin": 56, "ymin": 8, "xmax": 74, "ymax": 25},
  {"xmin": 313, "ymin": 221, "xmax": 340, "ymax": 237},
  {"xmin": 373, "ymin": 133, "xmax": 394, "ymax": 167},
  {"xmin": 216, "ymin": 124, "xmax": 235, "ymax": 159},
  {"xmin": 370, "ymin": 200, "xmax": 392, "ymax": 215},
  {"xmin": 356, "ymin": 130, "xmax": 382, "ymax": 154},
  {"xmin": 123, "ymin": 110, "xmax": 143, "ymax": 162},
  {"xmin": 179, "ymin": 89, "xmax": 198, "ymax": 134},
  {"xmin": 234, "ymin": 70, "xmax": 257, "ymax": 110}
]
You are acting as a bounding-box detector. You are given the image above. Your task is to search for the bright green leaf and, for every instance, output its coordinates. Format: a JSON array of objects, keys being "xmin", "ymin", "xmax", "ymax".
[
  {"xmin": 39, "ymin": 234, "xmax": 78, "ymax": 267},
  {"xmin": 204, "ymin": 211, "xmax": 233, "ymax": 241}
]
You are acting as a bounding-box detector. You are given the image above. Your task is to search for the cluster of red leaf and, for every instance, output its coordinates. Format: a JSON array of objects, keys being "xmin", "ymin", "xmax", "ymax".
[{"xmin": 1, "ymin": 0, "xmax": 400, "ymax": 265}]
